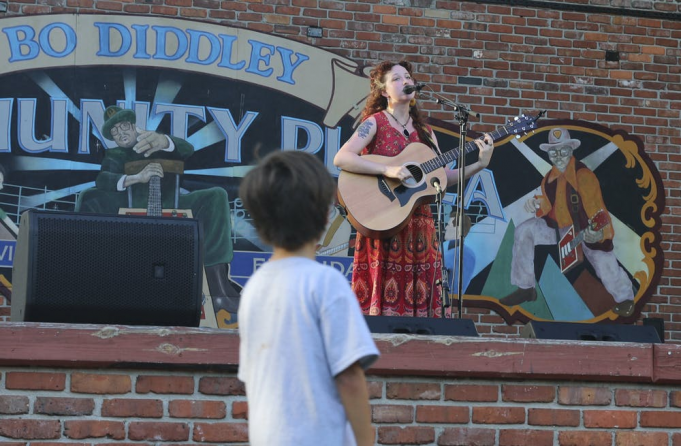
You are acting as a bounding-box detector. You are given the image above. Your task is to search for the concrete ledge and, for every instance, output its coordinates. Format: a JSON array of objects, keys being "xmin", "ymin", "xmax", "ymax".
[{"xmin": 1, "ymin": 323, "xmax": 680, "ymax": 384}]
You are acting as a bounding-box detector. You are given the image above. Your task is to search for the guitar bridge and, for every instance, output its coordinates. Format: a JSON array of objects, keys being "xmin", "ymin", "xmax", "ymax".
[{"xmin": 377, "ymin": 176, "xmax": 396, "ymax": 202}]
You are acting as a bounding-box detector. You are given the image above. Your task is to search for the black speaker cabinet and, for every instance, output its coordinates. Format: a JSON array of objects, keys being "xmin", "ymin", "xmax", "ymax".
[
  {"xmin": 12, "ymin": 210, "xmax": 203, "ymax": 327},
  {"xmin": 364, "ymin": 315, "xmax": 479, "ymax": 337},
  {"xmin": 521, "ymin": 321, "xmax": 662, "ymax": 344}
]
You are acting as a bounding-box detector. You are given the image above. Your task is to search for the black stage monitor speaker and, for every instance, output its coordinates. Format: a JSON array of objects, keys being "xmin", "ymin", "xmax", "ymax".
[
  {"xmin": 364, "ymin": 315, "xmax": 479, "ymax": 337},
  {"xmin": 521, "ymin": 321, "xmax": 662, "ymax": 344},
  {"xmin": 12, "ymin": 210, "xmax": 203, "ymax": 327}
]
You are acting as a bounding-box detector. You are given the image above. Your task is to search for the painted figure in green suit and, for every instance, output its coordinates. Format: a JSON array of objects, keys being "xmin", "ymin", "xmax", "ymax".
[{"xmin": 76, "ymin": 106, "xmax": 241, "ymax": 314}]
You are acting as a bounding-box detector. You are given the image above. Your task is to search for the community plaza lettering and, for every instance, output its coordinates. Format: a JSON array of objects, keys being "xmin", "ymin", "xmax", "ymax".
[
  {"xmin": 0, "ymin": 99, "xmax": 344, "ymax": 163},
  {"xmin": 0, "ymin": 96, "xmax": 505, "ymax": 221}
]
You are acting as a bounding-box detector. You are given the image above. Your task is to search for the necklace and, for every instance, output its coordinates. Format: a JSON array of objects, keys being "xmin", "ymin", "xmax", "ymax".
[{"xmin": 386, "ymin": 110, "xmax": 411, "ymax": 138}]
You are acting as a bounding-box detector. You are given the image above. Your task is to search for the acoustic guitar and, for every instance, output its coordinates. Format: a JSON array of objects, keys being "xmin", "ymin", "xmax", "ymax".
[{"xmin": 337, "ymin": 111, "xmax": 545, "ymax": 239}]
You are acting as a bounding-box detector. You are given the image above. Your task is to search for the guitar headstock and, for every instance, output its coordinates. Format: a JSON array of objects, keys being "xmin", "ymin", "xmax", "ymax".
[{"xmin": 507, "ymin": 110, "xmax": 547, "ymax": 138}]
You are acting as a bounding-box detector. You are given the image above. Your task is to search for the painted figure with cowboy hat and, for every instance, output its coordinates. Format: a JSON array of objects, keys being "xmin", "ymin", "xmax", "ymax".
[
  {"xmin": 499, "ymin": 127, "xmax": 635, "ymax": 317},
  {"xmin": 76, "ymin": 105, "xmax": 242, "ymax": 317}
]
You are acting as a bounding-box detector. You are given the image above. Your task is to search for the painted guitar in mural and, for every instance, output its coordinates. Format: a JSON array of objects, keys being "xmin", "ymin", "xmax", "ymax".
[
  {"xmin": 337, "ymin": 111, "xmax": 545, "ymax": 239},
  {"xmin": 559, "ymin": 209, "xmax": 610, "ymax": 273},
  {"xmin": 147, "ymin": 176, "xmax": 162, "ymax": 217}
]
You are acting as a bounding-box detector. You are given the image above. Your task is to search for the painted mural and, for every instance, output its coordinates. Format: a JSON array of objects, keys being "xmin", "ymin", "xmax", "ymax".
[{"xmin": 0, "ymin": 14, "xmax": 664, "ymax": 328}]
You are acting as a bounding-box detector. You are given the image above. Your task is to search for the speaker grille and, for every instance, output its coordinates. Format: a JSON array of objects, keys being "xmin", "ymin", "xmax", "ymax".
[{"xmin": 21, "ymin": 211, "xmax": 203, "ymax": 326}]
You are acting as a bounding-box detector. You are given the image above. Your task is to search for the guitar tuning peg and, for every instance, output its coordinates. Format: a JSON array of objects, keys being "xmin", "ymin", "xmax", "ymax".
[{"xmin": 515, "ymin": 135, "xmax": 520, "ymax": 139}]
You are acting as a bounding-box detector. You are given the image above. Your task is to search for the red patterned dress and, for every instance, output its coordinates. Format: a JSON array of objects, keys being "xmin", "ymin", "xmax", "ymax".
[{"xmin": 351, "ymin": 111, "xmax": 445, "ymax": 317}]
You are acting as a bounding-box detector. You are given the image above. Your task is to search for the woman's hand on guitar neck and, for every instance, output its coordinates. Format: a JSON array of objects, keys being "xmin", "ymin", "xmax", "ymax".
[{"xmin": 473, "ymin": 133, "xmax": 495, "ymax": 168}]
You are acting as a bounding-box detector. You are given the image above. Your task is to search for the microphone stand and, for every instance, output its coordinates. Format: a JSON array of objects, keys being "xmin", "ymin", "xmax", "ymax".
[
  {"xmin": 419, "ymin": 90, "xmax": 479, "ymax": 319},
  {"xmin": 432, "ymin": 179, "xmax": 450, "ymax": 318}
]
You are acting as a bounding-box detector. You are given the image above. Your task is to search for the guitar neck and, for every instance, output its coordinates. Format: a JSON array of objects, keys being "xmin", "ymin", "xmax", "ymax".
[
  {"xmin": 422, "ymin": 125, "xmax": 511, "ymax": 174},
  {"xmin": 568, "ymin": 231, "xmax": 585, "ymax": 252},
  {"xmin": 147, "ymin": 176, "xmax": 162, "ymax": 217}
]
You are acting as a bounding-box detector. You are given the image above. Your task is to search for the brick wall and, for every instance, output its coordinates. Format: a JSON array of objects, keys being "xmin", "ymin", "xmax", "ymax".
[
  {"xmin": 0, "ymin": 369, "xmax": 250, "ymax": 443},
  {"xmin": 1, "ymin": 324, "xmax": 681, "ymax": 445},
  {"xmin": 0, "ymin": 0, "xmax": 679, "ymax": 340},
  {"xmin": 3, "ymin": 369, "xmax": 681, "ymax": 445}
]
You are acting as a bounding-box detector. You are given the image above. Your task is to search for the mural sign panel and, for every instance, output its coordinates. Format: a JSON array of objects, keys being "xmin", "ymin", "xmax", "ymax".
[{"xmin": 0, "ymin": 14, "xmax": 664, "ymax": 328}]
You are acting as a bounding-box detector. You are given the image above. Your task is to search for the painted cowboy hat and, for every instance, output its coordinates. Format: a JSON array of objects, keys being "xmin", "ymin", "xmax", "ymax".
[
  {"xmin": 102, "ymin": 106, "xmax": 136, "ymax": 139},
  {"xmin": 539, "ymin": 127, "xmax": 581, "ymax": 152}
]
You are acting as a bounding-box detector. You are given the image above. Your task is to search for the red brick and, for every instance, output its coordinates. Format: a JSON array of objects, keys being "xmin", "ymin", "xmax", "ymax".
[
  {"xmin": 0, "ymin": 420, "xmax": 60, "ymax": 440},
  {"xmin": 128, "ymin": 422, "xmax": 189, "ymax": 441},
  {"xmin": 616, "ymin": 431, "xmax": 669, "ymax": 445},
  {"xmin": 136, "ymin": 375, "xmax": 194, "ymax": 395},
  {"xmin": 558, "ymin": 430, "xmax": 612, "ymax": 446},
  {"xmin": 615, "ymin": 389, "xmax": 667, "ymax": 407},
  {"xmin": 64, "ymin": 420, "xmax": 125, "ymax": 440},
  {"xmin": 445, "ymin": 385, "xmax": 498, "ymax": 402},
  {"xmin": 386, "ymin": 382, "xmax": 440, "ymax": 400},
  {"xmin": 372, "ymin": 404, "xmax": 414, "ymax": 423},
  {"xmin": 192, "ymin": 422, "xmax": 249, "ymax": 443},
  {"xmin": 377, "ymin": 426, "xmax": 435, "ymax": 445},
  {"xmin": 150, "ymin": 5, "xmax": 177, "ymax": 15},
  {"xmin": 672, "ymin": 391, "xmax": 681, "ymax": 408},
  {"xmin": 95, "ymin": 1, "xmax": 122, "ymax": 11},
  {"xmin": 640, "ymin": 411, "xmax": 681, "ymax": 428},
  {"xmin": 168, "ymin": 400, "xmax": 226, "ymax": 419},
  {"xmin": 438, "ymin": 427, "xmax": 496, "ymax": 446},
  {"xmin": 198, "ymin": 377, "xmax": 245, "ymax": 396},
  {"xmin": 367, "ymin": 380, "xmax": 383, "ymax": 399},
  {"xmin": 70, "ymin": 373, "xmax": 131, "ymax": 394},
  {"xmin": 502, "ymin": 385, "xmax": 555, "ymax": 403},
  {"xmin": 97, "ymin": 444, "xmax": 154, "ymax": 446},
  {"xmin": 5, "ymin": 372, "xmax": 65, "ymax": 391},
  {"xmin": 0, "ymin": 396, "xmax": 29, "ymax": 414},
  {"xmin": 499, "ymin": 429, "xmax": 554, "ymax": 446},
  {"xmin": 528, "ymin": 408, "xmax": 580, "ymax": 427},
  {"xmin": 101, "ymin": 398, "xmax": 163, "ymax": 418},
  {"xmin": 31, "ymin": 443, "xmax": 90, "ymax": 446},
  {"xmin": 673, "ymin": 432, "xmax": 681, "ymax": 446},
  {"xmin": 34, "ymin": 397, "xmax": 95, "ymax": 416},
  {"xmin": 583, "ymin": 410, "xmax": 637, "ymax": 429},
  {"xmin": 415, "ymin": 405, "xmax": 468, "ymax": 424},
  {"xmin": 472, "ymin": 407, "xmax": 525, "ymax": 424},
  {"xmin": 232, "ymin": 401, "xmax": 248, "ymax": 419},
  {"xmin": 558, "ymin": 386, "xmax": 611, "ymax": 406}
]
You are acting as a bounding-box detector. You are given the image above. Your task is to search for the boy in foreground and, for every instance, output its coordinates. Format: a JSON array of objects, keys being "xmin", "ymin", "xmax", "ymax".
[{"xmin": 238, "ymin": 151, "xmax": 379, "ymax": 446}]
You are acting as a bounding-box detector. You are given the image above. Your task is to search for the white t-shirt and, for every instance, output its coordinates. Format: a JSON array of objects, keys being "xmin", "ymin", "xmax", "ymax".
[{"xmin": 238, "ymin": 257, "xmax": 379, "ymax": 446}]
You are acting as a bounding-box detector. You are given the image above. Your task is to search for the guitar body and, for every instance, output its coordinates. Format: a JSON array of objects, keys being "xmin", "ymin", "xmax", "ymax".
[
  {"xmin": 558, "ymin": 209, "xmax": 610, "ymax": 273},
  {"xmin": 558, "ymin": 227, "xmax": 581, "ymax": 273},
  {"xmin": 337, "ymin": 142, "xmax": 447, "ymax": 239}
]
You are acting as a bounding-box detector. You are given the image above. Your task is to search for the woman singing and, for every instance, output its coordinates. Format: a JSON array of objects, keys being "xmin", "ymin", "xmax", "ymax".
[{"xmin": 334, "ymin": 60, "xmax": 494, "ymax": 317}]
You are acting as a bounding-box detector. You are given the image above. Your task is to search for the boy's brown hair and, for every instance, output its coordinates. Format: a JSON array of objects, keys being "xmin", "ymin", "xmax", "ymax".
[{"xmin": 240, "ymin": 150, "xmax": 336, "ymax": 251}]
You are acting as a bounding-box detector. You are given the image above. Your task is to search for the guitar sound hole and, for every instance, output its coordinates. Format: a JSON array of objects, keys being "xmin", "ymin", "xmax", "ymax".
[{"xmin": 405, "ymin": 164, "xmax": 423, "ymax": 184}]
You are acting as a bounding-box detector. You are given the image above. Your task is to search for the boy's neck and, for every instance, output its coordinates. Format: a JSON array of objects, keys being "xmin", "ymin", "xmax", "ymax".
[{"xmin": 269, "ymin": 239, "xmax": 318, "ymax": 262}]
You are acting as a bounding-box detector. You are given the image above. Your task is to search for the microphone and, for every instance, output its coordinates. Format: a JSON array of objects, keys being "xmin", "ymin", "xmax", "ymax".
[
  {"xmin": 431, "ymin": 178, "xmax": 442, "ymax": 195},
  {"xmin": 403, "ymin": 83, "xmax": 425, "ymax": 94}
]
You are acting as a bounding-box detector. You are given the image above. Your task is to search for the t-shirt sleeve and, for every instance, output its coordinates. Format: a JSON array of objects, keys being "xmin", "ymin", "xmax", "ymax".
[{"xmin": 319, "ymin": 271, "xmax": 380, "ymax": 377}]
